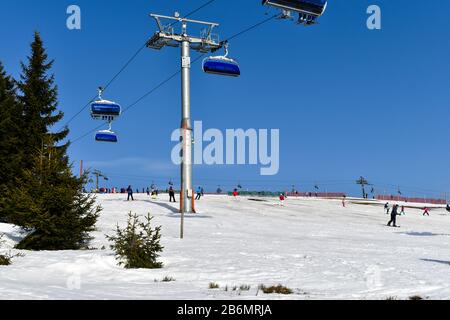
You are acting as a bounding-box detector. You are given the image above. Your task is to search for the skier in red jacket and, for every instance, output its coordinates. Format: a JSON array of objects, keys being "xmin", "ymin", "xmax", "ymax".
[{"xmin": 279, "ymin": 194, "xmax": 285, "ymax": 206}]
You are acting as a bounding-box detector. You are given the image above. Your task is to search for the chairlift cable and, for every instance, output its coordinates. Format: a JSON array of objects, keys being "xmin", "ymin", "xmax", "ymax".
[
  {"xmin": 223, "ymin": 13, "xmax": 280, "ymax": 43},
  {"xmin": 61, "ymin": 42, "xmax": 148, "ymax": 130},
  {"xmin": 72, "ymin": 123, "xmax": 107, "ymax": 144}
]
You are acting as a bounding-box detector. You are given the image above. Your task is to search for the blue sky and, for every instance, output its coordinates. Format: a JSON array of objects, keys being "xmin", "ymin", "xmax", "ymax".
[{"xmin": 1, "ymin": 0, "xmax": 450, "ymax": 197}]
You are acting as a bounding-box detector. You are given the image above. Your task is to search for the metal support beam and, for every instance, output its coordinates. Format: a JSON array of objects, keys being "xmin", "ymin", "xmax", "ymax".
[
  {"xmin": 147, "ymin": 12, "xmax": 224, "ymax": 238},
  {"xmin": 181, "ymin": 38, "xmax": 193, "ymax": 217}
]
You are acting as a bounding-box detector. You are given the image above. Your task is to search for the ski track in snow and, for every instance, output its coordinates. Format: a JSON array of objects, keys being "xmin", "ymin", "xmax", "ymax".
[{"xmin": 1, "ymin": 194, "xmax": 450, "ymax": 300}]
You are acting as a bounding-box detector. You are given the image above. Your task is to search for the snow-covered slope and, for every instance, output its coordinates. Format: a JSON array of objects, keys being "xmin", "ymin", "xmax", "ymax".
[{"xmin": 1, "ymin": 194, "xmax": 450, "ymax": 300}]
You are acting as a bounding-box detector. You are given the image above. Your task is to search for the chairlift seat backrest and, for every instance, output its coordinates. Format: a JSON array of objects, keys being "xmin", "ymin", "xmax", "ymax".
[
  {"xmin": 95, "ymin": 130, "xmax": 118, "ymax": 143},
  {"xmin": 91, "ymin": 100, "xmax": 121, "ymax": 119},
  {"xmin": 203, "ymin": 57, "xmax": 241, "ymax": 77}
]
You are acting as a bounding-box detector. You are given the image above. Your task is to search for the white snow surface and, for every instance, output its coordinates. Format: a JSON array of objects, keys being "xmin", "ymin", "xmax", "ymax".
[{"xmin": 1, "ymin": 194, "xmax": 450, "ymax": 300}]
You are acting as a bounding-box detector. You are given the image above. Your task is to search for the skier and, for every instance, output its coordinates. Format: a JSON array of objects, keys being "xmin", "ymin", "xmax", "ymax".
[
  {"xmin": 384, "ymin": 202, "xmax": 390, "ymax": 215},
  {"xmin": 169, "ymin": 186, "xmax": 176, "ymax": 203},
  {"xmin": 127, "ymin": 185, "xmax": 134, "ymax": 201},
  {"xmin": 232, "ymin": 189, "xmax": 239, "ymax": 198},
  {"xmin": 201, "ymin": 187, "xmax": 204, "ymax": 197},
  {"xmin": 146, "ymin": 187, "xmax": 150, "ymax": 196},
  {"xmin": 387, "ymin": 204, "xmax": 400, "ymax": 227},
  {"xmin": 423, "ymin": 207, "xmax": 430, "ymax": 216},
  {"xmin": 400, "ymin": 205, "xmax": 405, "ymax": 215},
  {"xmin": 447, "ymin": 204, "xmax": 450, "ymax": 213},
  {"xmin": 151, "ymin": 188, "xmax": 158, "ymax": 200},
  {"xmin": 195, "ymin": 187, "xmax": 202, "ymax": 200},
  {"xmin": 279, "ymin": 194, "xmax": 285, "ymax": 206},
  {"xmin": 342, "ymin": 195, "xmax": 347, "ymax": 208}
]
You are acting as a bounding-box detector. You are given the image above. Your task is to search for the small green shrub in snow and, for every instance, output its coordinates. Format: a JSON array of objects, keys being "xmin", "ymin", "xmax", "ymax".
[
  {"xmin": 209, "ymin": 282, "xmax": 220, "ymax": 289},
  {"xmin": 259, "ymin": 284, "xmax": 293, "ymax": 295},
  {"xmin": 106, "ymin": 212, "xmax": 163, "ymax": 269},
  {"xmin": 162, "ymin": 276, "xmax": 176, "ymax": 282}
]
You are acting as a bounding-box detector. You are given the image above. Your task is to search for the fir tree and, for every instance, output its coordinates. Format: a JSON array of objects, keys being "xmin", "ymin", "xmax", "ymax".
[
  {"xmin": 1, "ymin": 32, "xmax": 101, "ymax": 250},
  {"xmin": 17, "ymin": 32, "xmax": 69, "ymax": 170},
  {"xmin": 5, "ymin": 144, "xmax": 101, "ymax": 250},
  {"xmin": 0, "ymin": 62, "xmax": 24, "ymax": 221}
]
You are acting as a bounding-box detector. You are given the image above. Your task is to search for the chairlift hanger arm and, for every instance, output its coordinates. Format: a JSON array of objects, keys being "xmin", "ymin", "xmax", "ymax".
[{"xmin": 211, "ymin": 40, "xmax": 228, "ymax": 53}]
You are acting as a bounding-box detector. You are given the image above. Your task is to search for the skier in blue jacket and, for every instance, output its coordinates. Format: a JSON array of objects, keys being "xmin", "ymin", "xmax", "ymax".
[{"xmin": 195, "ymin": 187, "xmax": 202, "ymax": 200}]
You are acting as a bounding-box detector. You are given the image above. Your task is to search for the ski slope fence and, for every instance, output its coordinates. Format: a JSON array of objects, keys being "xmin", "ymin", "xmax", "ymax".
[
  {"xmin": 286, "ymin": 192, "xmax": 346, "ymax": 198},
  {"xmin": 376, "ymin": 195, "xmax": 447, "ymax": 205}
]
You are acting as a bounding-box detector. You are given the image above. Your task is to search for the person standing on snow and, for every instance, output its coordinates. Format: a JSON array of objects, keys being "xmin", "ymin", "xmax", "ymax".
[
  {"xmin": 232, "ymin": 189, "xmax": 239, "ymax": 198},
  {"xmin": 127, "ymin": 185, "xmax": 134, "ymax": 201},
  {"xmin": 387, "ymin": 204, "xmax": 400, "ymax": 227},
  {"xmin": 195, "ymin": 187, "xmax": 202, "ymax": 200},
  {"xmin": 342, "ymin": 195, "xmax": 347, "ymax": 208},
  {"xmin": 400, "ymin": 205, "xmax": 405, "ymax": 215},
  {"xmin": 279, "ymin": 194, "xmax": 285, "ymax": 206},
  {"xmin": 384, "ymin": 202, "xmax": 390, "ymax": 215},
  {"xmin": 169, "ymin": 186, "xmax": 176, "ymax": 203},
  {"xmin": 423, "ymin": 207, "xmax": 430, "ymax": 216}
]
